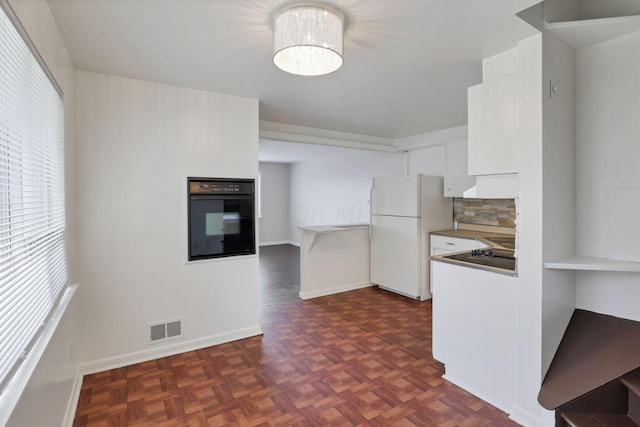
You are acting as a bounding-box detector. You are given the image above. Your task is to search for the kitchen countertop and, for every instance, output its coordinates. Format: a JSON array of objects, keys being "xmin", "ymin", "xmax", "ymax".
[
  {"xmin": 432, "ymin": 254, "xmax": 517, "ymax": 276},
  {"xmin": 298, "ymin": 224, "xmax": 369, "ymax": 252},
  {"xmin": 430, "ymin": 229, "xmax": 517, "ymax": 276},
  {"xmin": 431, "ymin": 229, "xmax": 515, "ymax": 249},
  {"xmin": 298, "ymin": 224, "xmax": 369, "ymax": 233}
]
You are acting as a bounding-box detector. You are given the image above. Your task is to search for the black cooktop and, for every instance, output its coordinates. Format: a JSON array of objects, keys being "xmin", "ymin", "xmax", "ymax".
[{"xmin": 444, "ymin": 248, "xmax": 516, "ymax": 271}]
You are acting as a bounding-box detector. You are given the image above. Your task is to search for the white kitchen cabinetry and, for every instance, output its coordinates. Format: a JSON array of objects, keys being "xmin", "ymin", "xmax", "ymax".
[
  {"xmin": 473, "ymin": 174, "xmax": 518, "ymax": 199},
  {"xmin": 468, "ymin": 72, "xmax": 518, "ymax": 176},
  {"xmin": 430, "ymin": 235, "xmax": 488, "ymax": 256},
  {"xmin": 444, "ymin": 137, "xmax": 476, "ymax": 197},
  {"xmin": 468, "ymin": 46, "xmax": 518, "ymax": 177},
  {"xmin": 432, "ymin": 261, "xmax": 517, "ymax": 413},
  {"xmin": 429, "ymin": 235, "xmax": 489, "ymax": 294}
]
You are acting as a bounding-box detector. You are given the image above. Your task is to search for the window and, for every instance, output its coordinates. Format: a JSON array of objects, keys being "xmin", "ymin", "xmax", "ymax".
[{"xmin": 0, "ymin": 4, "xmax": 67, "ymax": 395}]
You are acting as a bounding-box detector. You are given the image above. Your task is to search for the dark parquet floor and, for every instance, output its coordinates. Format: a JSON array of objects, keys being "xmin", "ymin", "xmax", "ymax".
[
  {"xmin": 259, "ymin": 245, "xmax": 300, "ymax": 306},
  {"xmin": 73, "ymin": 245, "xmax": 520, "ymax": 426}
]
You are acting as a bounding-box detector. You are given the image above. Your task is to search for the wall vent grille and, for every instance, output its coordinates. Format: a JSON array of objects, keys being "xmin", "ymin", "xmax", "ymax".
[
  {"xmin": 147, "ymin": 318, "xmax": 183, "ymax": 343},
  {"xmin": 149, "ymin": 324, "xmax": 166, "ymax": 341},
  {"xmin": 166, "ymin": 321, "xmax": 182, "ymax": 338}
]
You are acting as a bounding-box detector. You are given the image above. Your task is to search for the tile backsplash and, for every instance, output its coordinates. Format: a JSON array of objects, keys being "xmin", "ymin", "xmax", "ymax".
[{"xmin": 453, "ymin": 198, "xmax": 516, "ymax": 228}]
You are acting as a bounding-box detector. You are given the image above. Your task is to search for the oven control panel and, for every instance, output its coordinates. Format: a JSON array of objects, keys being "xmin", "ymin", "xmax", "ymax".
[{"xmin": 189, "ymin": 179, "xmax": 254, "ymax": 195}]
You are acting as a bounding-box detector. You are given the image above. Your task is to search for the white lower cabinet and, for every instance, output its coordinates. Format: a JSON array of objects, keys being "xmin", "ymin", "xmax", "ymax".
[
  {"xmin": 429, "ymin": 235, "xmax": 489, "ymax": 292},
  {"xmin": 431, "ymin": 261, "xmax": 517, "ymax": 414}
]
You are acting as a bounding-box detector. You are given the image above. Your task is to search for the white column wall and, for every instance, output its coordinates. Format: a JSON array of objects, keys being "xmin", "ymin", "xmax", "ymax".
[
  {"xmin": 73, "ymin": 72, "xmax": 261, "ymax": 369},
  {"xmin": 512, "ymin": 33, "xmax": 545, "ymax": 427},
  {"xmin": 541, "ymin": 31, "xmax": 578, "ymax": 372}
]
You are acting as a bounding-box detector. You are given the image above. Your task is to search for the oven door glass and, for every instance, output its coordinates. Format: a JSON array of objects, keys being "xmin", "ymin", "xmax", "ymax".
[{"xmin": 189, "ymin": 196, "xmax": 255, "ymax": 260}]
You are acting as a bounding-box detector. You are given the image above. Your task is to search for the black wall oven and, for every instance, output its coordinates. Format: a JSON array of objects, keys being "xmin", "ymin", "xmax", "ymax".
[{"xmin": 188, "ymin": 177, "xmax": 256, "ymax": 261}]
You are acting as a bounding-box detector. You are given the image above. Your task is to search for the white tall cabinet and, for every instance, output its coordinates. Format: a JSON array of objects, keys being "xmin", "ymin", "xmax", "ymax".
[
  {"xmin": 468, "ymin": 63, "xmax": 518, "ymax": 175},
  {"xmin": 466, "ymin": 47, "xmax": 519, "ymax": 199}
]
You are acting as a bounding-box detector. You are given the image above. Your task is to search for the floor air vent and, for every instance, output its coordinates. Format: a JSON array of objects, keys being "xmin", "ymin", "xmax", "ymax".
[{"xmin": 148, "ymin": 318, "xmax": 183, "ymax": 343}]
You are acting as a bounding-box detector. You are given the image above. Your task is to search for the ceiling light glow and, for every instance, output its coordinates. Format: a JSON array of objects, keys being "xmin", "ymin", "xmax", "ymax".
[{"xmin": 273, "ymin": 4, "xmax": 344, "ymax": 76}]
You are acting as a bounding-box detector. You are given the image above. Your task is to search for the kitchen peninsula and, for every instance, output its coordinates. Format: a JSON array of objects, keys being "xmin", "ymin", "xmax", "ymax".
[{"xmin": 298, "ymin": 224, "xmax": 371, "ymax": 300}]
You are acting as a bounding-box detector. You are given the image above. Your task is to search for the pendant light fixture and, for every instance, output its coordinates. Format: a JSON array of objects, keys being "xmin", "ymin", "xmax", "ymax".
[{"xmin": 273, "ymin": 4, "xmax": 344, "ymax": 76}]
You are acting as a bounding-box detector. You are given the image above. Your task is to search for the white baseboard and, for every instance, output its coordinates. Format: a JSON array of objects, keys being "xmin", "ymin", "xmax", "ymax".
[
  {"xmin": 509, "ymin": 406, "xmax": 546, "ymax": 427},
  {"xmin": 78, "ymin": 325, "xmax": 263, "ymax": 376},
  {"xmin": 442, "ymin": 373, "xmax": 547, "ymax": 427},
  {"xmin": 442, "ymin": 373, "xmax": 514, "ymax": 418},
  {"xmin": 64, "ymin": 367, "xmax": 84, "ymax": 427},
  {"xmin": 62, "ymin": 325, "xmax": 262, "ymax": 426},
  {"xmin": 299, "ymin": 281, "xmax": 373, "ymax": 300},
  {"xmin": 259, "ymin": 240, "xmax": 299, "ymax": 247}
]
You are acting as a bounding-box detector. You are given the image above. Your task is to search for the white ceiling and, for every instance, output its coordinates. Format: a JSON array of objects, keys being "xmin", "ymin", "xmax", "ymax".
[{"xmin": 47, "ymin": 0, "xmax": 536, "ymax": 141}]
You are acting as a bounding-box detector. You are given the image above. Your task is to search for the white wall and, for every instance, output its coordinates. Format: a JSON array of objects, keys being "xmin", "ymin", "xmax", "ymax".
[
  {"xmin": 258, "ymin": 162, "xmax": 291, "ymax": 245},
  {"xmin": 289, "ymin": 150, "xmax": 403, "ymax": 243},
  {"xmin": 73, "ymin": 72, "xmax": 261, "ymax": 370},
  {"xmin": 575, "ymin": 31, "xmax": 640, "ymax": 320},
  {"xmin": 407, "ymin": 145, "xmax": 445, "ymax": 176},
  {"xmin": 285, "ymin": 125, "xmax": 464, "ymax": 244},
  {"xmin": 6, "ymin": 1, "xmax": 80, "ymax": 425}
]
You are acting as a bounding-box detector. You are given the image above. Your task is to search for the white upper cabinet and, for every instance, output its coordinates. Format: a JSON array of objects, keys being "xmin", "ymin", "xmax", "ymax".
[
  {"xmin": 467, "ymin": 48, "xmax": 519, "ymax": 176},
  {"xmin": 444, "ymin": 136, "xmax": 476, "ymax": 197}
]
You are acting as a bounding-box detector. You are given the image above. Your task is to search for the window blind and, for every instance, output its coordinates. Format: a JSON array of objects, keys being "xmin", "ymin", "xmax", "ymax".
[{"xmin": 0, "ymin": 5, "xmax": 67, "ymax": 394}]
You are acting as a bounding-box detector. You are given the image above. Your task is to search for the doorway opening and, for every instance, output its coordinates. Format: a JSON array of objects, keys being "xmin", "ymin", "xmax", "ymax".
[{"xmin": 259, "ymin": 245, "xmax": 300, "ymax": 307}]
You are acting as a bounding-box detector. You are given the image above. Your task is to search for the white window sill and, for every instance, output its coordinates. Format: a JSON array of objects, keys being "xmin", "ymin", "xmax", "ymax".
[{"xmin": 0, "ymin": 283, "xmax": 78, "ymax": 426}]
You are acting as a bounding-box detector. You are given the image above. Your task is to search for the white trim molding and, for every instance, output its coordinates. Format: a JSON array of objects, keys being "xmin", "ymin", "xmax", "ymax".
[
  {"xmin": 395, "ymin": 125, "xmax": 468, "ymax": 151},
  {"xmin": 259, "ymin": 121, "xmax": 397, "ymax": 152},
  {"xmin": 260, "ymin": 121, "xmax": 469, "ymax": 154},
  {"xmin": 76, "ymin": 325, "xmax": 263, "ymax": 377},
  {"xmin": 299, "ymin": 281, "xmax": 373, "ymax": 300}
]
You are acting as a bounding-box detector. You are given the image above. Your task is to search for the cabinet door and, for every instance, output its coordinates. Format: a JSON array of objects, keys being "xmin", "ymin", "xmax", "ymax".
[
  {"xmin": 468, "ymin": 73, "xmax": 518, "ymax": 175},
  {"xmin": 432, "ymin": 261, "xmax": 517, "ymax": 410},
  {"xmin": 444, "ymin": 137, "xmax": 476, "ymax": 197}
]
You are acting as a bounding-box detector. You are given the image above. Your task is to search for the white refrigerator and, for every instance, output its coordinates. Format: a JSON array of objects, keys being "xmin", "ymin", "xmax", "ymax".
[{"xmin": 370, "ymin": 175, "xmax": 452, "ymax": 300}]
